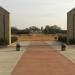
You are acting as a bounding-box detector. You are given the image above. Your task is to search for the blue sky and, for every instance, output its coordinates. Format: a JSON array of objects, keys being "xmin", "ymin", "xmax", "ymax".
[{"xmin": 0, "ymin": 0, "xmax": 75, "ymax": 29}]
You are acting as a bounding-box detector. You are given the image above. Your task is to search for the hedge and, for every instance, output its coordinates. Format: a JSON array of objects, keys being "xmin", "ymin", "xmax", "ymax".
[{"xmin": 58, "ymin": 36, "xmax": 67, "ymax": 43}]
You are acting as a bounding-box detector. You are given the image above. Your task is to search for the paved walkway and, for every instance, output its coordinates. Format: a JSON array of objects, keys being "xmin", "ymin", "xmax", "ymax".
[
  {"xmin": 11, "ymin": 41, "xmax": 75, "ymax": 75},
  {"xmin": 46, "ymin": 41, "xmax": 75, "ymax": 64},
  {"xmin": 0, "ymin": 41, "xmax": 30, "ymax": 75},
  {"xmin": 60, "ymin": 45, "xmax": 75, "ymax": 64}
]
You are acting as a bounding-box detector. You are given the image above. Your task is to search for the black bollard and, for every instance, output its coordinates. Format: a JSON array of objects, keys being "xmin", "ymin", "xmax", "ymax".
[
  {"xmin": 16, "ymin": 43, "xmax": 20, "ymax": 51},
  {"xmin": 61, "ymin": 43, "xmax": 66, "ymax": 51}
]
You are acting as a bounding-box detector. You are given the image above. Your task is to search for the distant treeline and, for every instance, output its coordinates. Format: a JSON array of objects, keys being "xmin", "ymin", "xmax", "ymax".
[{"xmin": 11, "ymin": 25, "xmax": 67, "ymax": 34}]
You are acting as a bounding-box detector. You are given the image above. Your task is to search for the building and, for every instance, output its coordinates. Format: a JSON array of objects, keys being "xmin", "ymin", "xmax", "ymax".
[
  {"xmin": 0, "ymin": 7, "xmax": 11, "ymax": 45},
  {"xmin": 67, "ymin": 8, "xmax": 75, "ymax": 43}
]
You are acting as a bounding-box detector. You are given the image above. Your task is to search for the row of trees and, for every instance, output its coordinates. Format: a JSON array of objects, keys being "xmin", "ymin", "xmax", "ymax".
[
  {"xmin": 11, "ymin": 25, "xmax": 66, "ymax": 34},
  {"xmin": 42, "ymin": 25, "xmax": 62, "ymax": 34}
]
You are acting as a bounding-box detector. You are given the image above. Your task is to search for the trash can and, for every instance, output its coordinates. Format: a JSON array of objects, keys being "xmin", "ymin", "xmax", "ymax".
[
  {"xmin": 16, "ymin": 43, "xmax": 20, "ymax": 51},
  {"xmin": 61, "ymin": 43, "xmax": 66, "ymax": 51}
]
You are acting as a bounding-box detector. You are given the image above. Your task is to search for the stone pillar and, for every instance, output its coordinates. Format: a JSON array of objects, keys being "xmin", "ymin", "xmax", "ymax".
[
  {"xmin": 67, "ymin": 8, "xmax": 75, "ymax": 44},
  {"xmin": 0, "ymin": 7, "xmax": 11, "ymax": 45}
]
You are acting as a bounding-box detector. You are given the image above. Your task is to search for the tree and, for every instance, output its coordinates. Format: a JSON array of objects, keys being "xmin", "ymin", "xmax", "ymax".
[
  {"xmin": 41, "ymin": 26, "xmax": 43, "ymax": 31},
  {"xmin": 42, "ymin": 25, "xmax": 50, "ymax": 34},
  {"xmin": 50, "ymin": 25, "xmax": 61, "ymax": 33},
  {"xmin": 11, "ymin": 27, "xmax": 19, "ymax": 34},
  {"xmin": 42, "ymin": 25, "xmax": 62, "ymax": 34},
  {"xmin": 29, "ymin": 26, "xmax": 40, "ymax": 33},
  {"xmin": 17, "ymin": 28, "xmax": 30, "ymax": 34},
  {"xmin": 50, "ymin": 25, "xmax": 61, "ymax": 30}
]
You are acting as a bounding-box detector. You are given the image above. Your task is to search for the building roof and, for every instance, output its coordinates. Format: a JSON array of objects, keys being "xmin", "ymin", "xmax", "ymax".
[
  {"xmin": 67, "ymin": 8, "xmax": 75, "ymax": 14},
  {"xmin": 0, "ymin": 7, "xmax": 9, "ymax": 14}
]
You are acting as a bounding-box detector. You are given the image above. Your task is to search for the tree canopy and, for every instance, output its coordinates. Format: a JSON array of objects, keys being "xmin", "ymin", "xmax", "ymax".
[
  {"xmin": 42, "ymin": 25, "xmax": 62, "ymax": 34},
  {"xmin": 11, "ymin": 25, "xmax": 66, "ymax": 34}
]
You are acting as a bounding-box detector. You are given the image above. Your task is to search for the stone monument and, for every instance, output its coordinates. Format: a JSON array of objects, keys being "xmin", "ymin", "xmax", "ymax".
[
  {"xmin": 0, "ymin": 7, "xmax": 11, "ymax": 45},
  {"xmin": 67, "ymin": 8, "xmax": 75, "ymax": 43}
]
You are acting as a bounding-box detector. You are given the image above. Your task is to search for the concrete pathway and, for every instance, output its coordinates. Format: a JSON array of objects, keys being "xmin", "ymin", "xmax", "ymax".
[
  {"xmin": 46, "ymin": 41, "xmax": 75, "ymax": 64},
  {"xmin": 11, "ymin": 41, "xmax": 75, "ymax": 75},
  {"xmin": 60, "ymin": 45, "xmax": 75, "ymax": 64},
  {"xmin": 0, "ymin": 41, "xmax": 30, "ymax": 75},
  {"xmin": 46, "ymin": 41, "xmax": 62, "ymax": 51}
]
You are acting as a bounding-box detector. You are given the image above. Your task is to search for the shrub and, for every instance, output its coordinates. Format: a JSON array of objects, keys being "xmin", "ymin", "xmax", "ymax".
[
  {"xmin": 11, "ymin": 36, "xmax": 18, "ymax": 43},
  {"xmin": 54, "ymin": 37, "xmax": 57, "ymax": 40},
  {"xmin": 69, "ymin": 39, "xmax": 75, "ymax": 44},
  {"xmin": 0, "ymin": 38, "xmax": 8, "ymax": 45},
  {"xmin": 58, "ymin": 36, "xmax": 67, "ymax": 43}
]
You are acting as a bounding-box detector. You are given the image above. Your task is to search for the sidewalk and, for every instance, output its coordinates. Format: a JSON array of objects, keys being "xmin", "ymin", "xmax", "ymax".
[
  {"xmin": 60, "ymin": 45, "xmax": 75, "ymax": 64},
  {"xmin": 11, "ymin": 41, "xmax": 75, "ymax": 75},
  {"xmin": 0, "ymin": 41, "xmax": 30, "ymax": 75},
  {"xmin": 46, "ymin": 41, "xmax": 75, "ymax": 64},
  {"xmin": 46, "ymin": 41, "xmax": 62, "ymax": 51}
]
